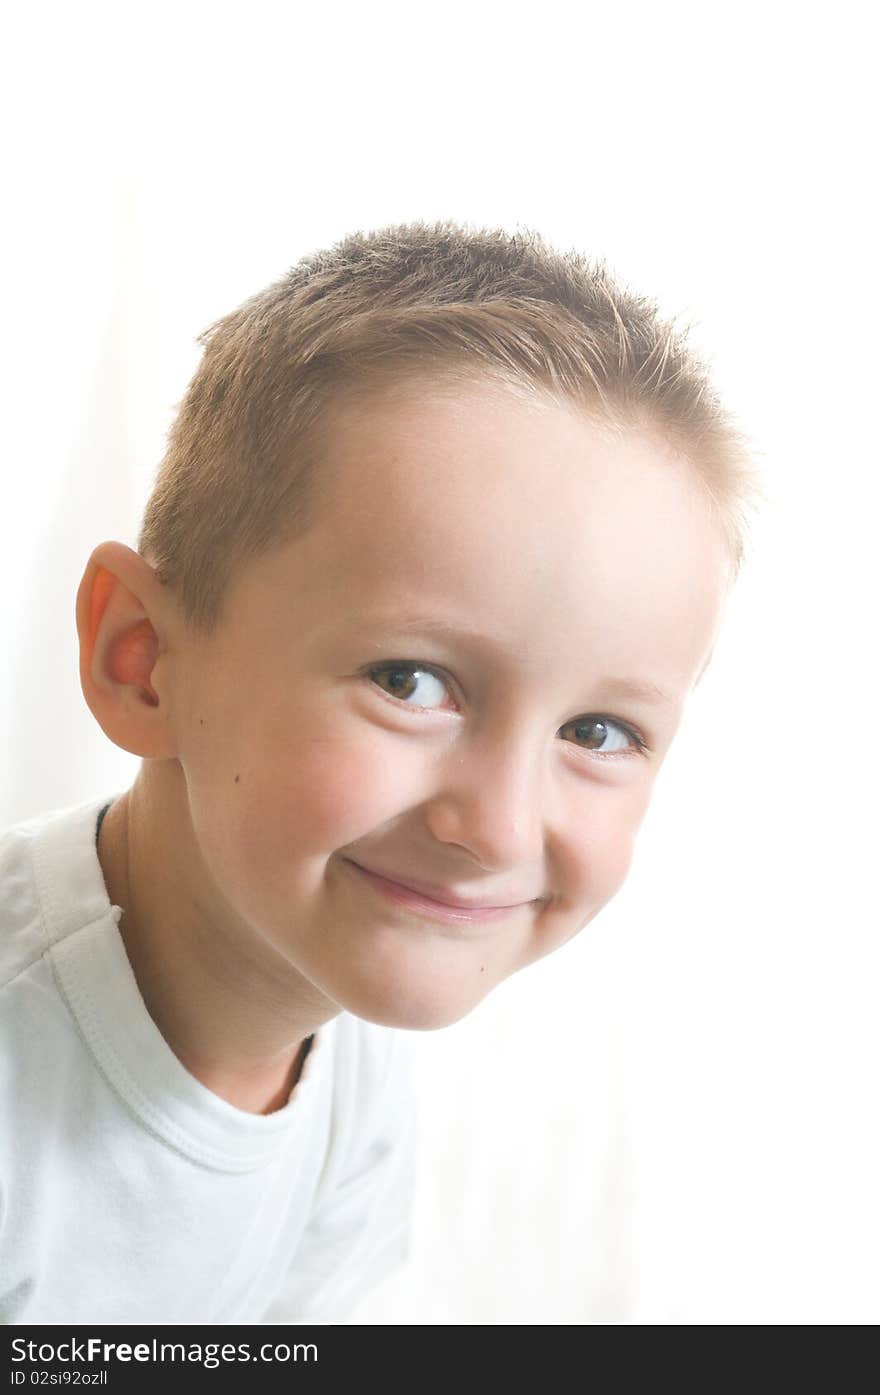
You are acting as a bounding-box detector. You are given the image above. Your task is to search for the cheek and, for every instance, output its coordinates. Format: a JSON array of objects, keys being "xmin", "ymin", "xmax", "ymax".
[
  {"xmin": 596, "ymin": 827, "xmax": 639, "ymax": 896},
  {"xmin": 525, "ymin": 816, "xmax": 644, "ymax": 975},
  {"xmin": 183, "ymin": 732, "xmax": 405, "ymax": 923},
  {"xmin": 561, "ymin": 788, "xmax": 651, "ymax": 909},
  {"xmin": 238, "ymin": 733, "xmax": 426, "ymax": 862}
]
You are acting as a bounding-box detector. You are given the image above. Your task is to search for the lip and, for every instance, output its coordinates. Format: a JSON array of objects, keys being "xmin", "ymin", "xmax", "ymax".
[{"xmin": 342, "ymin": 859, "xmax": 535, "ymax": 924}]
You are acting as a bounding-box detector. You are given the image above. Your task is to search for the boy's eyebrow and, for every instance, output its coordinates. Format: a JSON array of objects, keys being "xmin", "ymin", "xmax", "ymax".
[
  {"xmin": 590, "ymin": 677, "xmax": 677, "ymax": 708},
  {"xmin": 357, "ymin": 614, "xmax": 679, "ymax": 709}
]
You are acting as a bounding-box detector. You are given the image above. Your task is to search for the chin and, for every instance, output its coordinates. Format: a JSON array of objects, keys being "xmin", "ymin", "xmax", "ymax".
[
  {"xmin": 304, "ymin": 916, "xmax": 507, "ymax": 1031},
  {"xmin": 337, "ymin": 976, "xmax": 491, "ymax": 1033}
]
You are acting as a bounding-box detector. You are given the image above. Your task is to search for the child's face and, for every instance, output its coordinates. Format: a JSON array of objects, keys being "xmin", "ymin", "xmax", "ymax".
[{"xmin": 172, "ymin": 379, "xmax": 729, "ymax": 1029}]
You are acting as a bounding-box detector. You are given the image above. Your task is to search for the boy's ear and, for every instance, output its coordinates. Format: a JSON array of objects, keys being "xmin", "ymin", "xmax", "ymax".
[{"xmin": 76, "ymin": 541, "xmax": 178, "ymax": 759}]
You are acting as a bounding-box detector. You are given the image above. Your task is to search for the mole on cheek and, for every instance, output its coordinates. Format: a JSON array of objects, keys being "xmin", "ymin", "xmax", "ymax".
[{"xmin": 234, "ymin": 774, "xmax": 240, "ymax": 784}]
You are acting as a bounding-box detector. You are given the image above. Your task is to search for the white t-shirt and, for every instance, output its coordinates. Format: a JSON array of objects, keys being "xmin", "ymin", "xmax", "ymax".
[{"xmin": 0, "ymin": 794, "xmax": 418, "ymax": 1325}]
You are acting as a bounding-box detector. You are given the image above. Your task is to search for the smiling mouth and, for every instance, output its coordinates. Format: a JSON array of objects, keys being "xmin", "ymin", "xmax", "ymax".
[{"xmin": 341, "ymin": 859, "xmax": 531, "ymax": 925}]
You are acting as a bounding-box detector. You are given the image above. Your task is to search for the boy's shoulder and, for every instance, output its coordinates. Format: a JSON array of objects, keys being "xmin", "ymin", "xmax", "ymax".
[{"xmin": 0, "ymin": 793, "xmax": 119, "ymax": 991}]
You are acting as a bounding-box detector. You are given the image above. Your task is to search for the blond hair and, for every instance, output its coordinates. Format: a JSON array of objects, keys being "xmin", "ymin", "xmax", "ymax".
[{"xmin": 138, "ymin": 220, "xmax": 763, "ymax": 633}]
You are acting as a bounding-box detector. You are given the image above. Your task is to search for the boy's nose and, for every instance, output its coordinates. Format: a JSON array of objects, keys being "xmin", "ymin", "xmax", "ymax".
[{"xmin": 423, "ymin": 733, "xmax": 547, "ymax": 874}]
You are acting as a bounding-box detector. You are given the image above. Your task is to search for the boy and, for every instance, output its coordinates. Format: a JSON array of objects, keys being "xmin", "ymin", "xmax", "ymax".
[{"xmin": 0, "ymin": 221, "xmax": 760, "ymax": 1324}]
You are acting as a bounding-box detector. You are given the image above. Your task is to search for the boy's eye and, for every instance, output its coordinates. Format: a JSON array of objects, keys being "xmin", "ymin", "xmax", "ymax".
[
  {"xmin": 366, "ymin": 663, "xmax": 647, "ymax": 757},
  {"xmin": 559, "ymin": 717, "xmax": 646, "ymax": 757},
  {"xmin": 367, "ymin": 663, "xmax": 452, "ymax": 708}
]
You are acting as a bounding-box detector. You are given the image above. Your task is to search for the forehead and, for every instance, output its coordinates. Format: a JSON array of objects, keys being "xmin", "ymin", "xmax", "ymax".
[{"xmin": 236, "ymin": 381, "xmax": 729, "ymax": 694}]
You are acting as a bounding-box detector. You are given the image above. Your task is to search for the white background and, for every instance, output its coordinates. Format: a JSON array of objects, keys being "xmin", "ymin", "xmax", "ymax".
[{"xmin": 2, "ymin": 1, "xmax": 877, "ymax": 1323}]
